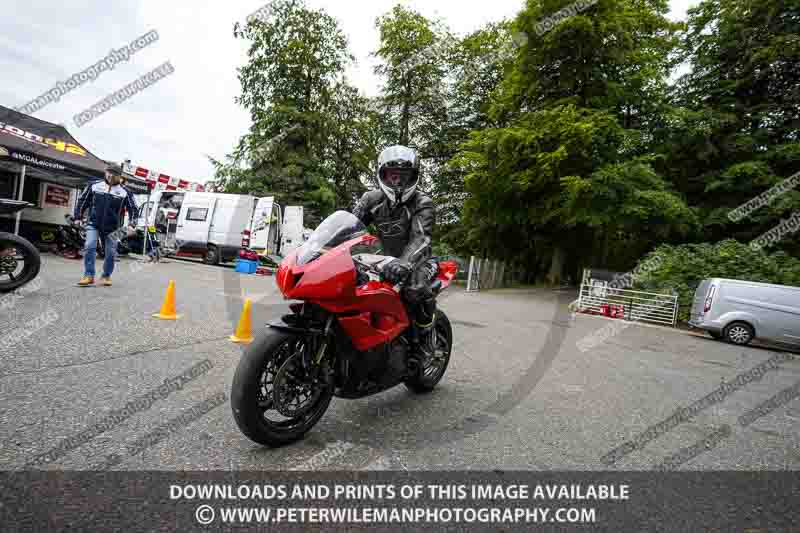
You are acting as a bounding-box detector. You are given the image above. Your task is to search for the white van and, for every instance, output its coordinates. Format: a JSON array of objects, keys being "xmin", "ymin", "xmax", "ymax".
[
  {"xmin": 139, "ymin": 191, "xmax": 276, "ymax": 265},
  {"xmin": 689, "ymin": 278, "xmax": 800, "ymax": 347}
]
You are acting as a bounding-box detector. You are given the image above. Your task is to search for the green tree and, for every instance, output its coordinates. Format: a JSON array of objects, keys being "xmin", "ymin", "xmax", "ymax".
[
  {"xmin": 373, "ymin": 5, "xmax": 452, "ymax": 148},
  {"xmin": 321, "ymin": 83, "xmax": 384, "ymax": 208},
  {"xmin": 437, "ymin": 22, "xmax": 517, "ymax": 245},
  {"xmin": 655, "ymin": 0, "xmax": 800, "ymax": 253},
  {"xmin": 451, "ymin": 0, "xmax": 689, "ymax": 283},
  {"xmin": 211, "ymin": 0, "xmax": 364, "ymax": 225}
]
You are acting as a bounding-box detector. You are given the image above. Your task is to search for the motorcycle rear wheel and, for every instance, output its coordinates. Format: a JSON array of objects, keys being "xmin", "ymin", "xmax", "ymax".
[
  {"xmin": 0, "ymin": 233, "xmax": 41, "ymax": 293},
  {"xmin": 231, "ymin": 329, "xmax": 333, "ymax": 447},
  {"xmin": 405, "ymin": 310, "xmax": 453, "ymax": 393}
]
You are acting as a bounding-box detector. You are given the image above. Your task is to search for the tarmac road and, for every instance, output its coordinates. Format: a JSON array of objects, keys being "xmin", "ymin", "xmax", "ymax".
[{"xmin": 1, "ymin": 254, "xmax": 798, "ymax": 471}]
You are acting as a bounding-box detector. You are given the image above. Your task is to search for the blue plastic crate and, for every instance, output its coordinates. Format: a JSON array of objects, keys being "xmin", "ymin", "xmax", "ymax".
[{"xmin": 235, "ymin": 258, "xmax": 258, "ymax": 274}]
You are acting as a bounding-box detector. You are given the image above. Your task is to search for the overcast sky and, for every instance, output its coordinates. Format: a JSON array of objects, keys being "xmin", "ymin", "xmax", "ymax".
[{"xmin": 1, "ymin": 0, "xmax": 695, "ymax": 184}]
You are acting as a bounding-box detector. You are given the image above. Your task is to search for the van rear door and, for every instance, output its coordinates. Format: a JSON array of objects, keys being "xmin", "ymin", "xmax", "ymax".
[
  {"xmin": 249, "ymin": 197, "xmax": 280, "ymax": 254},
  {"xmin": 281, "ymin": 206, "xmax": 304, "ymax": 256},
  {"xmin": 772, "ymin": 287, "xmax": 800, "ymax": 345},
  {"xmin": 690, "ymin": 279, "xmax": 713, "ymax": 325},
  {"xmin": 176, "ymin": 195, "xmax": 217, "ymax": 247}
]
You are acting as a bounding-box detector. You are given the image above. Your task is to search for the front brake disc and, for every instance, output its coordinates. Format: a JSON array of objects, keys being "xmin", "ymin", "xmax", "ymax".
[{"xmin": 273, "ymin": 354, "xmax": 322, "ymax": 418}]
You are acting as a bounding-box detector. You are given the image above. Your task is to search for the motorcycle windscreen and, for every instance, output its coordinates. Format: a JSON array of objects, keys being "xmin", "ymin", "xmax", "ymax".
[{"xmin": 296, "ymin": 210, "xmax": 366, "ymax": 266}]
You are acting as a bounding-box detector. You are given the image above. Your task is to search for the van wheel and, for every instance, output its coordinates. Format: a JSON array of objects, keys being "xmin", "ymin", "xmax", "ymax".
[
  {"xmin": 723, "ymin": 322, "xmax": 754, "ymax": 346},
  {"xmin": 203, "ymin": 245, "xmax": 220, "ymax": 265}
]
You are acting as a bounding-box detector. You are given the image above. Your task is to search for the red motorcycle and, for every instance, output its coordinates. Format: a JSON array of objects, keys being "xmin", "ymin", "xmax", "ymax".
[{"xmin": 231, "ymin": 210, "xmax": 457, "ymax": 446}]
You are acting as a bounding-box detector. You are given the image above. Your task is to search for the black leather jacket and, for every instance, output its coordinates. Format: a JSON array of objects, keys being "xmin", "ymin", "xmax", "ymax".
[{"xmin": 352, "ymin": 190, "xmax": 435, "ymax": 266}]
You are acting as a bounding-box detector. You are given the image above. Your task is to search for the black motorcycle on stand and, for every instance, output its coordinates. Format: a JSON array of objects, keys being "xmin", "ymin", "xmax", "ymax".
[
  {"xmin": 57, "ymin": 215, "xmax": 86, "ymax": 259},
  {"xmin": 0, "ymin": 200, "xmax": 41, "ymax": 293},
  {"xmin": 60, "ymin": 215, "xmax": 132, "ymax": 261}
]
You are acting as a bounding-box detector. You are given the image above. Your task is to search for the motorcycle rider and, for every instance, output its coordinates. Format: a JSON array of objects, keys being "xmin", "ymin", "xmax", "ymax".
[
  {"xmin": 74, "ymin": 163, "xmax": 138, "ymax": 287},
  {"xmin": 353, "ymin": 145, "xmax": 438, "ymax": 364}
]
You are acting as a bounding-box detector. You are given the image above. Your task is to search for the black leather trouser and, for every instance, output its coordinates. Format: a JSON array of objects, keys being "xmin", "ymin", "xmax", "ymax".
[{"xmin": 403, "ymin": 258, "xmax": 439, "ymax": 346}]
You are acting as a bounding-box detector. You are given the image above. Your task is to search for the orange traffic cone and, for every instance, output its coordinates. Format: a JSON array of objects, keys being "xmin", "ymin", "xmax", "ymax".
[
  {"xmin": 230, "ymin": 298, "xmax": 254, "ymax": 344},
  {"xmin": 152, "ymin": 280, "xmax": 181, "ymax": 320}
]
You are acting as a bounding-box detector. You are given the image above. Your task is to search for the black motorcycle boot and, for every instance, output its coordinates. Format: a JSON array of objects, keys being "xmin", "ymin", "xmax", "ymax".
[{"xmin": 413, "ymin": 298, "xmax": 437, "ymax": 366}]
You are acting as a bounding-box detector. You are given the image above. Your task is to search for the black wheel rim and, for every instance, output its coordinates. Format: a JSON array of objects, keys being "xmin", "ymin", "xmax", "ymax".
[
  {"xmin": 255, "ymin": 338, "xmax": 330, "ymax": 431},
  {"xmin": 0, "ymin": 243, "xmax": 33, "ymax": 286},
  {"xmin": 422, "ymin": 320, "xmax": 451, "ymax": 381}
]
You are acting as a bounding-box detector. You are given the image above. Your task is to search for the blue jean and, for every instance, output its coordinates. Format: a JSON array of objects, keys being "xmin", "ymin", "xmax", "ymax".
[{"xmin": 83, "ymin": 225, "xmax": 119, "ymax": 278}]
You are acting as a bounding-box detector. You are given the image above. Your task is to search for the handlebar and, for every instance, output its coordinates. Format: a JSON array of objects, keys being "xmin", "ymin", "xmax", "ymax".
[
  {"xmin": 352, "ymin": 256, "xmax": 380, "ymax": 273},
  {"xmin": 352, "ymin": 257, "xmax": 384, "ymax": 282},
  {"xmin": 352, "ymin": 256, "xmax": 413, "ymax": 285}
]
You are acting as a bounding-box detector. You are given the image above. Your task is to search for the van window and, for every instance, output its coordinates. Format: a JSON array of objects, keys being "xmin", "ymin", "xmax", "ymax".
[{"xmin": 186, "ymin": 207, "xmax": 209, "ymax": 221}]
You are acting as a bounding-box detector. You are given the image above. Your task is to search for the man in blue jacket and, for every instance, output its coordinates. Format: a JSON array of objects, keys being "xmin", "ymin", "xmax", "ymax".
[{"xmin": 74, "ymin": 163, "xmax": 139, "ymax": 286}]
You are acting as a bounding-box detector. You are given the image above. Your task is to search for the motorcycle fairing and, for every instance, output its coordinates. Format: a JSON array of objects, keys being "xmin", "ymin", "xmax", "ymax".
[
  {"xmin": 276, "ymin": 233, "xmax": 458, "ymax": 352},
  {"xmin": 277, "ymin": 234, "xmax": 410, "ymax": 351}
]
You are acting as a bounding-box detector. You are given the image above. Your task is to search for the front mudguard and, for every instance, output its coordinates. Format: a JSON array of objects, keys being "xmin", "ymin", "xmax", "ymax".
[{"xmin": 266, "ymin": 314, "xmax": 325, "ymax": 336}]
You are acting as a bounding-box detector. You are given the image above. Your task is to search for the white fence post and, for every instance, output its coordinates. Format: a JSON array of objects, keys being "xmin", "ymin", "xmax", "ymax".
[
  {"xmin": 672, "ymin": 297, "xmax": 679, "ymax": 327},
  {"xmin": 466, "ymin": 256, "xmax": 475, "ymax": 292}
]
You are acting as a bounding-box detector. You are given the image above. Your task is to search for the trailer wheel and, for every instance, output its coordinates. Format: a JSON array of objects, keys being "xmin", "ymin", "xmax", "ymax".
[{"xmin": 203, "ymin": 245, "xmax": 220, "ymax": 265}]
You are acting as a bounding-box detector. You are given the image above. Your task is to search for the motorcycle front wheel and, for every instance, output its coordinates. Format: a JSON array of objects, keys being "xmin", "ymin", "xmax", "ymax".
[
  {"xmin": 231, "ymin": 329, "xmax": 333, "ymax": 447},
  {"xmin": 0, "ymin": 233, "xmax": 41, "ymax": 293}
]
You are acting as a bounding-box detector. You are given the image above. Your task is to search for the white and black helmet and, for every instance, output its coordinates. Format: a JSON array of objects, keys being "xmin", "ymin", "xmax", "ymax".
[{"xmin": 377, "ymin": 145, "xmax": 420, "ymax": 204}]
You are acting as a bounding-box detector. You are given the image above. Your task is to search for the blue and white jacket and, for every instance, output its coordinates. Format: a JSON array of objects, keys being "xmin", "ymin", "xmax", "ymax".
[{"xmin": 74, "ymin": 180, "xmax": 139, "ymax": 234}]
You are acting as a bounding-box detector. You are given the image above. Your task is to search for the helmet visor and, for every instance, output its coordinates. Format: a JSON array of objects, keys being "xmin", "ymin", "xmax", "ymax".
[{"xmin": 380, "ymin": 167, "xmax": 414, "ymax": 191}]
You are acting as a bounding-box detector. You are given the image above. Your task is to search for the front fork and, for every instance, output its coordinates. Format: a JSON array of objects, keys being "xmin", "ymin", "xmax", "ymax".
[{"xmin": 300, "ymin": 314, "xmax": 335, "ymax": 386}]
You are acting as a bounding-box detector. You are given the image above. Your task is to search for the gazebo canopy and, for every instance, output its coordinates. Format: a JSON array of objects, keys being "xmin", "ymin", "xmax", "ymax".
[{"xmin": 0, "ymin": 105, "xmax": 108, "ymax": 188}]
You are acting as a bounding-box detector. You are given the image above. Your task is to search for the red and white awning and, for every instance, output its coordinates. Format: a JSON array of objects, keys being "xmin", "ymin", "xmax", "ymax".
[{"xmin": 122, "ymin": 161, "xmax": 206, "ymax": 192}]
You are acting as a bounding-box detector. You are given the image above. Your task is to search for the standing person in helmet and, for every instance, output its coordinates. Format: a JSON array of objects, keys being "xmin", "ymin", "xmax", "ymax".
[{"xmin": 353, "ymin": 145, "xmax": 438, "ymax": 360}]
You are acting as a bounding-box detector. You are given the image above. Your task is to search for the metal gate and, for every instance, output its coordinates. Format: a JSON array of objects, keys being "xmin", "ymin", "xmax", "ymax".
[{"xmin": 577, "ymin": 273, "xmax": 678, "ymax": 327}]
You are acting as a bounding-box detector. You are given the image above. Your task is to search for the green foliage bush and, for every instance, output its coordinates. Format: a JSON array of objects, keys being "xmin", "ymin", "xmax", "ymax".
[{"xmin": 634, "ymin": 240, "xmax": 800, "ymax": 323}]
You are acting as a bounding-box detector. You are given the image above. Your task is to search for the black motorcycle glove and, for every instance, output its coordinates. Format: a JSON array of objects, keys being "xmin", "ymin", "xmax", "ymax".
[{"xmin": 384, "ymin": 260, "xmax": 411, "ymax": 284}]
